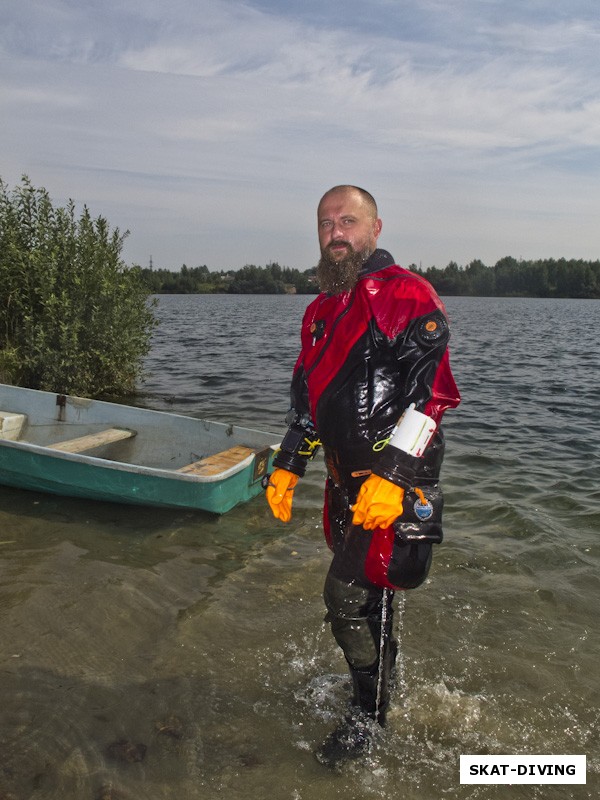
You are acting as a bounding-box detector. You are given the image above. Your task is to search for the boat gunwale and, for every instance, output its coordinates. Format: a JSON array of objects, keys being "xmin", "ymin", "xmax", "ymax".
[{"xmin": 0, "ymin": 437, "xmax": 279, "ymax": 484}]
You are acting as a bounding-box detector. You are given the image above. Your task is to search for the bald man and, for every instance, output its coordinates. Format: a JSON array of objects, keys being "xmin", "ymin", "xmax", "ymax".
[{"xmin": 266, "ymin": 185, "xmax": 460, "ymax": 765}]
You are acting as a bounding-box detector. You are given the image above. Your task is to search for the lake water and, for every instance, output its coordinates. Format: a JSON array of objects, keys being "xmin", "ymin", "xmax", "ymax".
[{"xmin": 0, "ymin": 294, "xmax": 598, "ymax": 799}]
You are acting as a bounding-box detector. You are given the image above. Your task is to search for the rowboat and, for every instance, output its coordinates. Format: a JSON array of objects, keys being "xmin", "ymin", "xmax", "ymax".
[{"xmin": 0, "ymin": 383, "xmax": 280, "ymax": 514}]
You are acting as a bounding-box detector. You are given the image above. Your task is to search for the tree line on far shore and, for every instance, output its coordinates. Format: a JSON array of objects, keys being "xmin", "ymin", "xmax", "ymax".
[
  {"xmin": 140, "ymin": 256, "xmax": 600, "ymax": 299},
  {"xmin": 415, "ymin": 257, "xmax": 600, "ymax": 299},
  {"xmin": 2, "ymin": 172, "xmax": 598, "ymax": 402},
  {"xmin": 140, "ymin": 262, "xmax": 317, "ymax": 295}
]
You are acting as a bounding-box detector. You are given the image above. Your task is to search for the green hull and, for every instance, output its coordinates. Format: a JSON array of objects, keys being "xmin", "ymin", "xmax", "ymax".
[{"xmin": 0, "ymin": 444, "xmax": 275, "ymax": 514}]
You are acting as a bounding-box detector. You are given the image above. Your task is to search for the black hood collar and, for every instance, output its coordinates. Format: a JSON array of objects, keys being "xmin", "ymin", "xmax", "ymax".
[{"xmin": 360, "ymin": 248, "xmax": 396, "ymax": 277}]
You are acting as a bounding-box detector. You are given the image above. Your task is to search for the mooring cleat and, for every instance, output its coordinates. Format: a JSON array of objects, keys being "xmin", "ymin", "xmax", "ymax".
[{"xmin": 315, "ymin": 710, "xmax": 377, "ymax": 768}]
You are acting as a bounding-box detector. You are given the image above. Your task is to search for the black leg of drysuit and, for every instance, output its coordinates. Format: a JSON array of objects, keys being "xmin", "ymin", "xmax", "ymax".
[{"xmin": 315, "ymin": 598, "xmax": 398, "ymax": 767}]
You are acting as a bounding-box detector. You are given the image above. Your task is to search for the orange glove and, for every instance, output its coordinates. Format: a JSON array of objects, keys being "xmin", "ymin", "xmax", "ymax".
[
  {"xmin": 351, "ymin": 474, "xmax": 405, "ymax": 530},
  {"xmin": 265, "ymin": 468, "xmax": 299, "ymax": 523}
]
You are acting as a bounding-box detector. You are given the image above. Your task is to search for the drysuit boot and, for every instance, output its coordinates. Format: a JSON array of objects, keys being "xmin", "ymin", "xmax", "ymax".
[{"xmin": 315, "ymin": 637, "xmax": 398, "ymax": 768}]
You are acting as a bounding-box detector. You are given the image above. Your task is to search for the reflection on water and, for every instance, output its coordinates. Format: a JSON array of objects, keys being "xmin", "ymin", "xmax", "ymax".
[{"xmin": 0, "ymin": 295, "xmax": 598, "ymax": 799}]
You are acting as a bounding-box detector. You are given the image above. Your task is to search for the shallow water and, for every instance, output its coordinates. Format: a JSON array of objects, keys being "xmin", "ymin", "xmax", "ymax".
[{"xmin": 0, "ymin": 294, "xmax": 598, "ymax": 799}]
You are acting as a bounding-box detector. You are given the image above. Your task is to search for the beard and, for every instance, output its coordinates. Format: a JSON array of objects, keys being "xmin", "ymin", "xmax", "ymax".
[{"xmin": 316, "ymin": 242, "xmax": 365, "ymax": 295}]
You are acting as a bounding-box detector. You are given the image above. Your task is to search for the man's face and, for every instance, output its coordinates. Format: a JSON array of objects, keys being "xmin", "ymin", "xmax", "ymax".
[{"xmin": 317, "ymin": 189, "xmax": 382, "ymax": 263}]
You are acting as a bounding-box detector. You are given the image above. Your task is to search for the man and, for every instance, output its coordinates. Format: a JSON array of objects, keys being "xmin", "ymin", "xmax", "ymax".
[{"xmin": 265, "ymin": 185, "xmax": 460, "ymax": 765}]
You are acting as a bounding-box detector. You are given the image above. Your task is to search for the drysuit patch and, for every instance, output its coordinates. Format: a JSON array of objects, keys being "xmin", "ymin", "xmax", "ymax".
[{"xmin": 414, "ymin": 496, "xmax": 434, "ymax": 521}]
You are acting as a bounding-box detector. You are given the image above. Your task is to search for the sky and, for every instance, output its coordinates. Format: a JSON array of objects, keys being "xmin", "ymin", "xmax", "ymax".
[{"xmin": 1, "ymin": 0, "xmax": 599, "ymax": 272}]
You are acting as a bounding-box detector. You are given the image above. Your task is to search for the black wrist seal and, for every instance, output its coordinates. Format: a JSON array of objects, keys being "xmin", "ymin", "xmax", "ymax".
[
  {"xmin": 273, "ymin": 422, "xmax": 321, "ymax": 478},
  {"xmin": 372, "ymin": 445, "xmax": 419, "ymax": 490}
]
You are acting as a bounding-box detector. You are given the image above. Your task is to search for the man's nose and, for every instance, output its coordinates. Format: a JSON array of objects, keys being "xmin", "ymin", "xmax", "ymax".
[{"xmin": 331, "ymin": 220, "xmax": 345, "ymax": 238}]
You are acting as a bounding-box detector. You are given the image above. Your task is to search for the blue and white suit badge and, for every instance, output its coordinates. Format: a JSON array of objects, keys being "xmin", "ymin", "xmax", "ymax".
[{"xmin": 414, "ymin": 495, "xmax": 434, "ymax": 521}]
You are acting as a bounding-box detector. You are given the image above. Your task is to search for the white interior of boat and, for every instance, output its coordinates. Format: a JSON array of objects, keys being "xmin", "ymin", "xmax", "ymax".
[{"xmin": 0, "ymin": 386, "xmax": 279, "ymax": 476}]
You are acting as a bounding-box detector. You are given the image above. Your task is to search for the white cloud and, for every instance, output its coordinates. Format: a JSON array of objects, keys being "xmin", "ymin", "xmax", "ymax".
[{"xmin": 1, "ymin": 0, "xmax": 599, "ymax": 270}]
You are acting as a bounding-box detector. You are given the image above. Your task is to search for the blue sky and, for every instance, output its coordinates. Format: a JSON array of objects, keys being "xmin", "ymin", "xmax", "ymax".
[{"xmin": 1, "ymin": 0, "xmax": 599, "ymax": 271}]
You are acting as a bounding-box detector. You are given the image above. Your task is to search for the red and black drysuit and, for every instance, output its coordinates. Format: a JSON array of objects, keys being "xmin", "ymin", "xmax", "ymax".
[{"xmin": 274, "ymin": 248, "xmax": 460, "ymax": 724}]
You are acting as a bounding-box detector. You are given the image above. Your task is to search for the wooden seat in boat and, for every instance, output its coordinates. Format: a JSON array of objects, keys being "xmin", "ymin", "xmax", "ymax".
[
  {"xmin": 177, "ymin": 445, "xmax": 254, "ymax": 476},
  {"xmin": 48, "ymin": 428, "xmax": 137, "ymax": 453}
]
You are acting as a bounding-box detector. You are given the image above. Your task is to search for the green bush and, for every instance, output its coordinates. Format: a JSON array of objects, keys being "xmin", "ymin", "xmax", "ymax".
[{"xmin": 0, "ymin": 176, "xmax": 156, "ymax": 397}]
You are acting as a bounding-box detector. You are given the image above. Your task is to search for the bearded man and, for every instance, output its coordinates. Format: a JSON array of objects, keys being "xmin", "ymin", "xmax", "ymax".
[{"xmin": 265, "ymin": 185, "xmax": 460, "ymax": 765}]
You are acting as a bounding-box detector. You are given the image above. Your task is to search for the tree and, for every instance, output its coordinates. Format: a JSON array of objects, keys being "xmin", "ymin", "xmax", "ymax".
[
  {"xmin": 494, "ymin": 256, "xmax": 520, "ymax": 295},
  {"xmin": 227, "ymin": 263, "xmax": 286, "ymax": 294},
  {"xmin": 465, "ymin": 259, "xmax": 495, "ymax": 296},
  {"xmin": 0, "ymin": 176, "xmax": 156, "ymax": 397}
]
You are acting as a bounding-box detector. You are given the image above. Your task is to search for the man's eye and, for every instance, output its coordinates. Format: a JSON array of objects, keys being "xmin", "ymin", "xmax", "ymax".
[
  {"xmin": 320, "ymin": 220, "xmax": 333, "ymax": 229},
  {"xmin": 342, "ymin": 218, "xmax": 355, "ymax": 225}
]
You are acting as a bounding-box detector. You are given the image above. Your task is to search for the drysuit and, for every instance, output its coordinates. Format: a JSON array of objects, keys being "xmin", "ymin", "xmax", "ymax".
[{"xmin": 273, "ymin": 248, "xmax": 460, "ymax": 730}]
